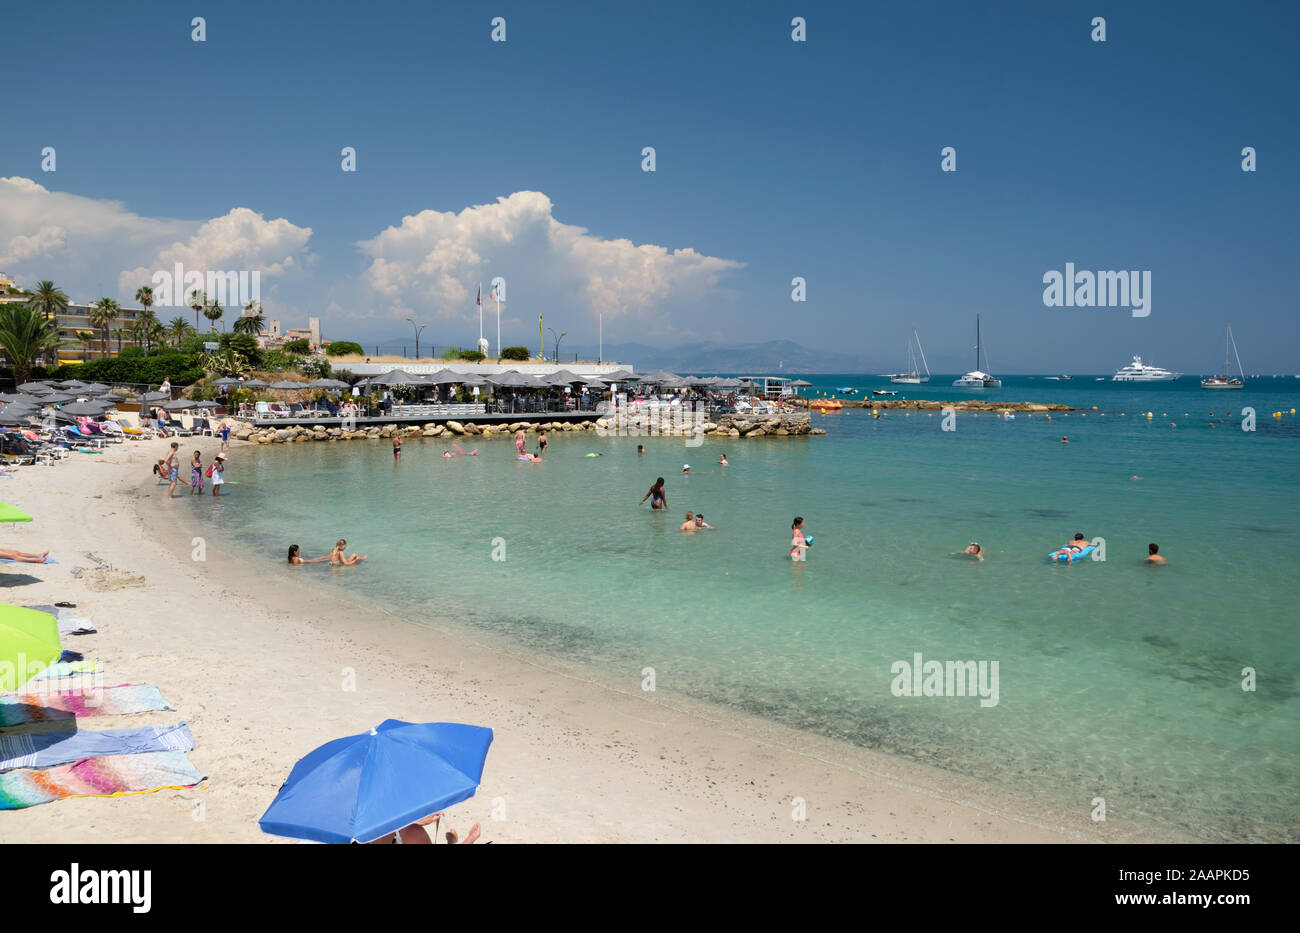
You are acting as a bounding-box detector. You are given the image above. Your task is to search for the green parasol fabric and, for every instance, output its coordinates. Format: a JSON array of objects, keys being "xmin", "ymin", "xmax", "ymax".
[
  {"xmin": 0, "ymin": 604, "xmax": 62, "ymax": 691},
  {"xmin": 0, "ymin": 503, "xmax": 33, "ymax": 523}
]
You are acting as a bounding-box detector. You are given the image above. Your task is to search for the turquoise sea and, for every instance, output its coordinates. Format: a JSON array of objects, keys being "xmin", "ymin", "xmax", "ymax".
[{"xmin": 187, "ymin": 375, "xmax": 1300, "ymax": 842}]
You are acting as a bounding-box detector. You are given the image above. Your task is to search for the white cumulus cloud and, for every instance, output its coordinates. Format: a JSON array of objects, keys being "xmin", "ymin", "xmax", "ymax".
[{"xmin": 355, "ymin": 191, "xmax": 744, "ymax": 333}]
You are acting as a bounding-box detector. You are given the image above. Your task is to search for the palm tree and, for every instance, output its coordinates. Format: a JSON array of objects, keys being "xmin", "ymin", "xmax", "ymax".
[
  {"xmin": 24, "ymin": 280, "xmax": 68, "ymax": 366},
  {"xmin": 189, "ymin": 289, "xmax": 206, "ymax": 332},
  {"xmin": 168, "ymin": 316, "xmax": 194, "ymax": 349},
  {"xmin": 111, "ymin": 326, "xmax": 125, "ymax": 356},
  {"xmin": 234, "ymin": 300, "xmax": 265, "ymax": 335},
  {"xmin": 0, "ymin": 304, "xmax": 62, "ymax": 384},
  {"xmin": 89, "ymin": 297, "xmax": 120, "ymax": 358},
  {"xmin": 135, "ymin": 284, "xmax": 154, "ymax": 320},
  {"xmin": 202, "ymin": 299, "xmax": 224, "ymax": 332},
  {"xmin": 26, "ymin": 280, "xmax": 69, "ymax": 321},
  {"xmin": 74, "ymin": 330, "xmax": 96, "ymax": 360},
  {"xmin": 132, "ymin": 307, "xmax": 160, "ymax": 351},
  {"xmin": 147, "ymin": 318, "xmax": 167, "ymax": 352}
]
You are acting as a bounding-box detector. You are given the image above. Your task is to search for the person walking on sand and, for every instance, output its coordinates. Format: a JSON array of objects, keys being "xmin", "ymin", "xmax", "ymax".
[
  {"xmin": 790, "ymin": 516, "xmax": 810, "ymax": 562},
  {"xmin": 640, "ymin": 477, "xmax": 667, "ymax": 510},
  {"xmin": 208, "ymin": 453, "xmax": 227, "ymax": 497},
  {"xmin": 163, "ymin": 442, "xmax": 181, "ymax": 498},
  {"xmin": 189, "ymin": 450, "xmax": 204, "ymax": 496},
  {"xmin": 330, "ymin": 538, "xmax": 367, "ymax": 565}
]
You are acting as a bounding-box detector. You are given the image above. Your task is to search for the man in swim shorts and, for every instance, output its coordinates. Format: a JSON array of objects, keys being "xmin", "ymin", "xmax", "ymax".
[
  {"xmin": 393, "ymin": 434, "xmax": 402, "ymax": 459},
  {"xmin": 1050, "ymin": 533, "xmax": 1089, "ymax": 560},
  {"xmin": 163, "ymin": 442, "xmax": 180, "ymax": 498}
]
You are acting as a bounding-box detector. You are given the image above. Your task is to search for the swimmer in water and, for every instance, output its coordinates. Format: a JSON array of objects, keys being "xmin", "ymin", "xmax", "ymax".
[
  {"xmin": 693, "ymin": 513, "xmax": 712, "ymax": 530},
  {"xmin": 1131, "ymin": 474, "xmax": 1143, "ymax": 481},
  {"xmin": 637, "ymin": 444, "xmax": 645, "ymax": 455},
  {"xmin": 952, "ymin": 542, "xmax": 983, "ymax": 561},
  {"xmin": 1145, "ymin": 542, "xmax": 1166, "ymax": 565},
  {"xmin": 287, "ymin": 544, "xmax": 329, "ymax": 565},
  {"xmin": 329, "ymin": 539, "xmax": 367, "ymax": 565},
  {"xmin": 1061, "ymin": 436, "xmax": 1068, "ymax": 444},
  {"xmin": 640, "ymin": 477, "xmax": 667, "ymax": 510},
  {"xmin": 1050, "ymin": 533, "xmax": 1090, "ymax": 560},
  {"xmin": 790, "ymin": 516, "xmax": 809, "ymax": 562},
  {"xmin": 680, "ymin": 511, "xmax": 696, "ymax": 532},
  {"xmin": 443, "ymin": 450, "xmax": 456, "ymax": 459},
  {"xmin": 718, "ymin": 454, "xmax": 728, "ymax": 466},
  {"xmin": 518, "ymin": 452, "xmax": 542, "ymax": 463}
]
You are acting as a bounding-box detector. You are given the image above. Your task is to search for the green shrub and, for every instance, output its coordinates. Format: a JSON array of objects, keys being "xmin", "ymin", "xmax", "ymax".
[
  {"xmin": 283, "ymin": 339, "xmax": 311, "ymax": 355},
  {"xmin": 326, "ymin": 341, "xmax": 363, "ymax": 357},
  {"xmin": 220, "ymin": 333, "xmax": 262, "ymax": 368},
  {"xmin": 500, "ymin": 346, "xmax": 530, "ymax": 361},
  {"xmin": 260, "ymin": 349, "xmax": 293, "ymax": 372},
  {"xmin": 47, "ymin": 352, "xmax": 205, "ymax": 387},
  {"xmin": 119, "ymin": 346, "xmax": 145, "ymax": 359},
  {"xmin": 458, "ymin": 350, "xmax": 485, "ymax": 362}
]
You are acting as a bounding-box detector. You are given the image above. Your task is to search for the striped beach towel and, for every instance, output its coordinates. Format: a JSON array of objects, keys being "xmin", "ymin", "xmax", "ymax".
[
  {"xmin": 0, "ymin": 684, "xmax": 170, "ymax": 727},
  {"xmin": 0, "ymin": 750, "xmax": 205, "ymax": 810},
  {"xmin": 0, "ymin": 722, "xmax": 194, "ymax": 772}
]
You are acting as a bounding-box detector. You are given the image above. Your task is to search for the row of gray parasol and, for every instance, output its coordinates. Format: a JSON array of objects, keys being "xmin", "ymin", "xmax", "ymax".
[
  {"xmin": 348, "ymin": 369, "xmax": 796, "ymax": 391},
  {"xmin": 0, "ymin": 379, "xmax": 131, "ymax": 423}
]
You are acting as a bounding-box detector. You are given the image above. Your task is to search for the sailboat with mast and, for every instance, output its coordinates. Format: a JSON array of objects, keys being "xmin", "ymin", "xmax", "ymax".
[
  {"xmin": 1201, "ymin": 323, "xmax": 1245, "ymax": 389},
  {"xmin": 886, "ymin": 330, "xmax": 931, "ymax": 384},
  {"xmin": 952, "ymin": 315, "xmax": 1001, "ymax": 387}
]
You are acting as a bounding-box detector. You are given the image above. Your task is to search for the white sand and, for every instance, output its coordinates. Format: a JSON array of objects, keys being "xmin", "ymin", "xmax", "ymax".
[{"xmin": 0, "ymin": 436, "xmax": 1188, "ymax": 843}]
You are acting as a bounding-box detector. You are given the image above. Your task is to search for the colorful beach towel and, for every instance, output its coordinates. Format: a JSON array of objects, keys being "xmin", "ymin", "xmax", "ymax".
[
  {"xmin": 0, "ymin": 684, "xmax": 169, "ymax": 727},
  {"xmin": 27, "ymin": 659, "xmax": 102, "ymax": 680},
  {"xmin": 0, "ymin": 750, "xmax": 205, "ymax": 810},
  {"xmin": 0, "ymin": 722, "xmax": 193, "ymax": 772}
]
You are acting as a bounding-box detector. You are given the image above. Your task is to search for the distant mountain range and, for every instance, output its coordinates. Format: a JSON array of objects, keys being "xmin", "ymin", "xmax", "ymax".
[{"xmin": 563, "ymin": 340, "xmax": 875, "ymax": 374}]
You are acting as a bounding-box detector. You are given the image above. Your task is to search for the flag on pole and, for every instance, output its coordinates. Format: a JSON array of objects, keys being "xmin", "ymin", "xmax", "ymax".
[{"xmin": 476, "ymin": 284, "xmax": 481, "ymax": 306}]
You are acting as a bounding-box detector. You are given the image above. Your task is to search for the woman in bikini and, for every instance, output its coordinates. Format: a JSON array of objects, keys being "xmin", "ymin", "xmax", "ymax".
[
  {"xmin": 287, "ymin": 545, "xmax": 329, "ymax": 565},
  {"xmin": 640, "ymin": 478, "xmax": 667, "ymax": 510},
  {"xmin": 329, "ymin": 539, "xmax": 367, "ymax": 565}
]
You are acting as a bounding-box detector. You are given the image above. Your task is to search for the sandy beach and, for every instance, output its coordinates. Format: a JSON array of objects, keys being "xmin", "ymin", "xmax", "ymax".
[{"xmin": 0, "ymin": 436, "xmax": 1190, "ymax": 844}]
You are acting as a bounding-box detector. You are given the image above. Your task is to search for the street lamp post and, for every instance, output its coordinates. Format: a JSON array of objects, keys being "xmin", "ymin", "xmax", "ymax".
[
  {"xmin": 406, "ymin": 317, "xmax": 427, "ymax": 360},
  {"xmin": 547, "ymin": 327, "xmax": 567, "ymax": 364}
]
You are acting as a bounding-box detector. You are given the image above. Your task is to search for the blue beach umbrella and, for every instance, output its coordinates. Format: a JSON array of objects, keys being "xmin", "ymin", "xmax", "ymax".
[{"xmin": 258, "ymin": 719, "xmax": 494, "ymax": 843}]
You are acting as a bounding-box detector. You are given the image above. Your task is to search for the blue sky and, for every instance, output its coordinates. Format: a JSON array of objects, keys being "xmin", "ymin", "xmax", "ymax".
[{"xmin": 2, "ymin": 0, "xmax": 1296, "ymax": 371}]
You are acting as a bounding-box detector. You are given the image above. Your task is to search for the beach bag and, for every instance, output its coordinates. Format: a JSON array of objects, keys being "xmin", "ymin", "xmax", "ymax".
[{"xmin": 205, "ymin": 462, "xmax": 216, "ymax": 478}]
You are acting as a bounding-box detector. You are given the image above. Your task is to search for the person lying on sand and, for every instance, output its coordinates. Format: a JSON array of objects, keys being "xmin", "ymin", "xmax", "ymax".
[
  {"xmin": 1050, "ymin": 533, "xmax": 1090, "ymax": 560},
  {"xmin": 329, "ymin": 539, "xmax": 367, "ymax": 565},
  {"xmin": 0, "ymin": 548, "xmax": 50, "ymax": 563}
]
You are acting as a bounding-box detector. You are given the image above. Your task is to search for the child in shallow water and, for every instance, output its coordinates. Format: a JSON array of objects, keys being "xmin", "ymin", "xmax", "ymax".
[{"xmin": 189, "ymin": 450, "xmax": 204, "ymax": 495}]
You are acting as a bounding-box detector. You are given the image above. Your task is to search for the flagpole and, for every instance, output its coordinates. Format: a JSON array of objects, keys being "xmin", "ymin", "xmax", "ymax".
[
  {"xmin": 478, "ymin": 281, "xmax": 483, "ymax": 343},
  {"xmin": 496, "ymin": 292, "xmax": 501, "ymax": 358}
]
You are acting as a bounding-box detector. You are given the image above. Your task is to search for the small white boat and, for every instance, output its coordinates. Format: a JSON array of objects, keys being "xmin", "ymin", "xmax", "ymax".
[
  {"xmin": 952, "ymin": 315, "xmax": 1001, "ymax": 388},
  {"xmin": 1201, "ymin": 324, "xmax": 1245, "ymax": 390},
  {"xmin": 872, "ymin": 389, "xmax": 899, "ymax": 397}
]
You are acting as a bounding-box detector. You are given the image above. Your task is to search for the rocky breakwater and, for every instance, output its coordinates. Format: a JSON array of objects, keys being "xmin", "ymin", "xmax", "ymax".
[{"xmin": 233, "ymin": 413, "xmax": 824, "ymax": 444}]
